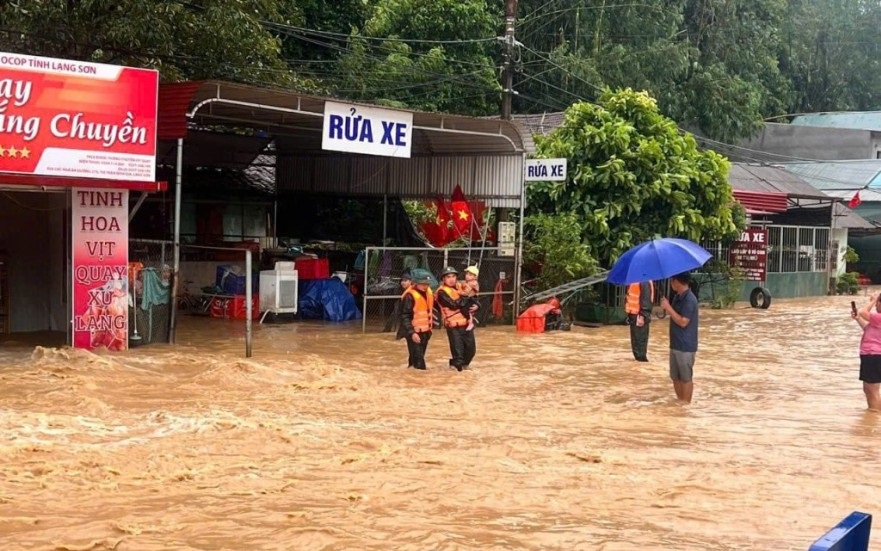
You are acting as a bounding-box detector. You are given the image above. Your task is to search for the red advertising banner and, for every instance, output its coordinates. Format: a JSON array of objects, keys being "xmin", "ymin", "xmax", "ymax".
[
  {"xmin": 729, "ymin": 227, "xmax": 768, "ymax": 282},
  {"xmin": 72, "ymin": 188, "xmax": 129, "ymax": 351},
  {"xmin": 0, "ymin": 51, "xmax": 158, "ymax": 182}
]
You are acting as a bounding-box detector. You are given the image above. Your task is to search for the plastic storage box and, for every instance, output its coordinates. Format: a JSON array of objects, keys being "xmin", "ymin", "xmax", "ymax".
[{"xmin": 294, "ymin": 258, "xmax": 329, "ymax": 280}]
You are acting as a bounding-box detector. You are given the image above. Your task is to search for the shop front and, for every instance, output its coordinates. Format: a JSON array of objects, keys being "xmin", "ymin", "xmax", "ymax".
[{"xmin": 0, "ymin": 51, "xmax": 164, "ymax": 349}]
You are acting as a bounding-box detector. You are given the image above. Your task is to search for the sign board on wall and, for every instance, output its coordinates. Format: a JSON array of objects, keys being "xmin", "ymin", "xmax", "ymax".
[
  {"xmin": 322, "ymin": 101, "xmax": 413, "ymax": 158},
  {"xmin": 0, "ymin": 51, "xmax": 158, "ymax": 182},
  {"xmin": 728, "ymin": 227, "xmax": 768, "ymax": 282},
  {"xmin": 72, "ymin": 188, "xmax": 129, "ymax": 351},
  {"xmin": 524, "ymin": 158, "xmax": 568, "ymax": 181}
]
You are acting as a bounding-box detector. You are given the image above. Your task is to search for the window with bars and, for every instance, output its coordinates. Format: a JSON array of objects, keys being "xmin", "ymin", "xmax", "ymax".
[
  {"xmin": 703, "ymin": 225, "xmax": 830, "ymax": 274},
  {"xmin": 768, "ymin": 225, "xmax": 829, "ymax": 273}
]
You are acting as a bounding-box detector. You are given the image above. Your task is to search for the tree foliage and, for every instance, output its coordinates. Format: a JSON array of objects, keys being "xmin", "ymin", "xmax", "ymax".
[
  {"xmin": 515, "ymin": 0, "xmax": 790, "ymax": 142},
  {"xmin": 524, "ymin": 212, "xmax": 599, "ymax": 290},
  {"xmin": 529, "ymin": 89, "xmax": 743, "ymax": 267},
  {"xmin": 780, "ymin": 0, "xmax": 881, "ymax": 114},
  {"xmin": 334, "ymin": 0, "xmax": 501, "ymax": 114},
  {"xmin": 0, "ymin": 0, "xmax": 310, "ymax": 87}
]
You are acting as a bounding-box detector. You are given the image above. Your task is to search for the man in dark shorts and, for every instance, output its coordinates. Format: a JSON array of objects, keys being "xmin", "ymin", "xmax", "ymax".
[{"xmin": 660, "ymin": 272, "xmax": 699, "ymax": 403}]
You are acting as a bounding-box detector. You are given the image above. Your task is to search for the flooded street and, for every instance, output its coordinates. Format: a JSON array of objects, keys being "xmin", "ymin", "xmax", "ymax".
[{"xmin": 0, "ymin": 293, "xmax": 878, "ymax": 550}]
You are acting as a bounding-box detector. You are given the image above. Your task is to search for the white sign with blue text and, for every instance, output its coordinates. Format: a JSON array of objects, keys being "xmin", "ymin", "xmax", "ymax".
[
  {"xmin": 524, "ymin": 158, "xmax": 568, "ymax": 181},
  {"xmin": 322, "ymin": 101, "xmax": 413, "ymax": 158}
]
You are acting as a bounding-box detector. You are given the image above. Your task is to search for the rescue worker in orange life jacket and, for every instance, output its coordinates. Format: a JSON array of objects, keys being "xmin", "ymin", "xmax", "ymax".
[
  {"xmin": 396, "ymin": 273, "xmax": 434, "ymax": 370},
  {"xmin": 436, "ymin": 266, "xmax": 478, "ymax": 371},
  {"xmin": 625, "ymin": 280, "xmax": 654, "ymax": 362}
]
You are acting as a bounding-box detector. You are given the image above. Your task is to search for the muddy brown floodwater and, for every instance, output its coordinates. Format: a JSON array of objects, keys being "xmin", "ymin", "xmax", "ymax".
[{"xmin": 0, "ymin": 294, "xmax": 879, "ymax": 550}]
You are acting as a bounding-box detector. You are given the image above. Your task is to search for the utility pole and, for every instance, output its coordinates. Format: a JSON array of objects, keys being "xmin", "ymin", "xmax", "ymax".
[{"xmin": 501, "ymin": 0, "xmax": 518, "ymax": 120}]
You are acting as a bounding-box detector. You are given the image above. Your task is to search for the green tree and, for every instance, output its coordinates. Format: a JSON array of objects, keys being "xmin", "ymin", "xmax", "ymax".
[
  {"xmin": 524, "ymin": 212, "xmax": 598, "ymax": 291},
  {"xmin": 0, "ymin": 0, "xmax": 310, "ymax": 86},
  {"xmin": 515, "ymin": 0, "xmax": 791, "ymax": 142},
  {"xmin": 674, "ymin": 0, "xmax": 791, "ymax": 141},
  {"xmin": 779, "ymin": 0, "xmax": 881, "ymax": 114},
  {"xmin": 278, "ymin": 0, "xmax": 369, "ymax": 61},
  {"xmin": 335, "ymin": 0, "xmax": 501, "ymax": 114},
  {"xmin": 529, "ymin": 89, "xmax": 743, "ymax": 267}
]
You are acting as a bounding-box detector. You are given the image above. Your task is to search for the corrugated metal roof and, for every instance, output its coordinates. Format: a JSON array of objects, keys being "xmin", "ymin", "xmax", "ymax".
[
  {"xmin": 158, "ymin": 82, "xmax": 201, "ymax": 140},
  {"xmin": 782, "ymin": 160, "xmax": 881, "ymax": 193},
  {"xmin": 833, "ymin": 202, "xmax": 878, "ymax": 230},
  {"xmin": 275, "ymin": 153, "xmax": 522, "ymax": 207},
  {"xmin": 729, "ymin": 163, "xmax": 831, "ymax": 200},
  {"xmin": 510, "ymin": 112, "xmax": 566, "ymax": 136},
  {"xmin": 158, "ymin": 80, "xmax": 534, "ymax": 156},
  {"xmin": 791, "ymin": 112, "xmax": 881, "ymax": 131},
  {"xmin": 156, "ymin": 80, "xmax": 531, "ymax": 205}
]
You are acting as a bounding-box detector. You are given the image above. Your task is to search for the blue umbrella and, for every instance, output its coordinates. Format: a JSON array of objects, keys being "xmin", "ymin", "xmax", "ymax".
[{"xmin": 606, "ymin": 238, "xmax": 712, "ymax": 285}]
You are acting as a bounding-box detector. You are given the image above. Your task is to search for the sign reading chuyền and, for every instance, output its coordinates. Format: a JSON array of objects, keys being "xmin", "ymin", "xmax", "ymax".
[{"xmin": 0, "ymin": 51, "xmax": 158, "ymax": 182}]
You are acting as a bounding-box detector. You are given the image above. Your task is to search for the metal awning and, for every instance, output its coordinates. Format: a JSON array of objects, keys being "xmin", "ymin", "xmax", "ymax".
[
  {"xmin": 729, "ymin": 163, "xmax": 834, "ymax": 207},
  {"xmin": 158, "ymin": 80, "xmax": 534, "ymax": 156},
  {"xmin": 732, "ymin": 189, "xmax": 788, "ymax": 214}
]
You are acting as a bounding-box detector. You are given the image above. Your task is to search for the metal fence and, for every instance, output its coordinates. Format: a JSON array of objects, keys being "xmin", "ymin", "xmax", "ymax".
[
  {"xmin": 361, "ymin": 246, "xmax": 516, "ymax": 333},
  {"xmin": 702, "ymin": 225, "xmax": 831, "ymax": 275}
]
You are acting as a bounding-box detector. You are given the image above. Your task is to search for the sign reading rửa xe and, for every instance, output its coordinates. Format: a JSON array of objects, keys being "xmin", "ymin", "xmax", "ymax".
[{"xmin": 524, "ymin": 158, "xmax": 567, "ymax": 181}]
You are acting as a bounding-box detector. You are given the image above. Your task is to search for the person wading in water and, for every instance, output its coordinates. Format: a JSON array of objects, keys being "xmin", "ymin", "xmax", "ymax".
[
  {"xmin": 436, "ymin": 267, "xmax": 478, "ymax": 371},
  {"xmin": 396, "ymin": 273, "xmax": 434, "ymax": 370}
]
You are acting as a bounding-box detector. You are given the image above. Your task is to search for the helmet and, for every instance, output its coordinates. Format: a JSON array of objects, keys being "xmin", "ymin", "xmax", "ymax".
[
  {"xmin": 548, "ymin": 297, "xmax": 562, "ymax": 309},
  {"xmin": 464, "ymin": 266, "xmax": 479, "ymax": 276},
  {"xmin": 440, "ymin": 266, "xmax": 458, "ymax": 277}
]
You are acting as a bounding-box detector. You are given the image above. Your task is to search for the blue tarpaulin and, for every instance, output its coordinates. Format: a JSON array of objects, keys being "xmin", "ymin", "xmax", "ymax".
[{"xmin": 298, "ymin": 278, "xmax": 362, "ymax": 321}]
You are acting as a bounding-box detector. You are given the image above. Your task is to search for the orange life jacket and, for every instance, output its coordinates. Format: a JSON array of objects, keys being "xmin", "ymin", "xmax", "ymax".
[
  {"xmin": 625, "ymin": 281, "xmax": 654, "ymax": 315},
  {"xmin": 402, "ymin": 287, "xmax": 434, "ymax": 333},
  {"xmin": 438, "ymin": 285, "xmax": 469, "ymax": 328}
]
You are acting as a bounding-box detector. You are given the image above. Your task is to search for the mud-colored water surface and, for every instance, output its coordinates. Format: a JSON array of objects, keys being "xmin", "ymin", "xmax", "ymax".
[{"xmin": 0, "ymin": 294, "xmax": 876, "ymax": 550}]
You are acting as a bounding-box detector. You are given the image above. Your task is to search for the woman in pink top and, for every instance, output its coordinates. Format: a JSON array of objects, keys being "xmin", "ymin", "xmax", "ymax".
[{"xmin": 854, "ymin": 292, "xmax": 881, "ymax": 410}]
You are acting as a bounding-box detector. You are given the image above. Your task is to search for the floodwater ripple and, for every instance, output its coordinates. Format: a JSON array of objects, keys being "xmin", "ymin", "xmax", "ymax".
[{"xmin": 0, "ymin": 294, "xmax": 877, "ymax": 550}]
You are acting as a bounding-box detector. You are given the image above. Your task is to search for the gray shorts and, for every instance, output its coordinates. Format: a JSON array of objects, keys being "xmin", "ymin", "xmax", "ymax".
[{"xmin": 669, "ymin": 350, "xmax": 695, "ymax": 382}]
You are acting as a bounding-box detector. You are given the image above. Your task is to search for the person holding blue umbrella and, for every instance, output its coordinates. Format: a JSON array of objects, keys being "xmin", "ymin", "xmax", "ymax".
[
  {"xmin": 660, "ymin": 272, "xmax": 699, "ymax": 403},
  {"xmin": 608, "ymin": 237, "xmax": 710, "ymax": 403}
]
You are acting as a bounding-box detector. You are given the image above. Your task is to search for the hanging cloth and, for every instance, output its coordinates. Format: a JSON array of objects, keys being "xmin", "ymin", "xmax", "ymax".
[{"xmin": 492, "ymin": 278, "xmax": 504, "ymax": 318}]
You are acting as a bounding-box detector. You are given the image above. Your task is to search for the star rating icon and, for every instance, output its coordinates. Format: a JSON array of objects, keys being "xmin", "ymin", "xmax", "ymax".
[{"xmin": 0, "ymin": 145, "xmax": 31, "ymax": 159}]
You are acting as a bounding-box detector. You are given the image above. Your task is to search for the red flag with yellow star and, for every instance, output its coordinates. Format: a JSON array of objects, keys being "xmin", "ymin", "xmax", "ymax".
[
  {"xmin": 449, "ymin": 185, "xmax": 473, "ymax": 240},
  {"xmin": 420, "ymin": 196, "xmax": 452, "ymax": 246}
]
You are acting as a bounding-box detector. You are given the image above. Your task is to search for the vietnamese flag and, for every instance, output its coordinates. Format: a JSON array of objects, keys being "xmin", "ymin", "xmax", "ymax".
[
  {"xmin": 450, "ymin": 185, "xmax": 473, "ymax": 240},
  {"xmin": 420, "ymin": 196, "xmax": 452, "ymax": 246},
  {"xmin": 849, "ymin": 191, "xmax": 862, "ymax": 209},
  {"xmin": 467, "ymin": 200, "xmax": 495, "ymax": 242}
]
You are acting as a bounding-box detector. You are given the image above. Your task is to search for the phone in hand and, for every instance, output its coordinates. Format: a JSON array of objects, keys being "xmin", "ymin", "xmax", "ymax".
[{"xmin": 852, "ymin": 300, "xmax": 858, "ymax": 316}]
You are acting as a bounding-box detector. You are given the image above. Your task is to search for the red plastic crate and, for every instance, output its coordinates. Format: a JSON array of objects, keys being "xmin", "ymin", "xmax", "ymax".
[
  {"xmin": 295, "ymin": 258, "xmax": 329, "ymax": 280},
  {"xmin": 209, "ymin": 295, "xmax": 260, "ymax": 320}
]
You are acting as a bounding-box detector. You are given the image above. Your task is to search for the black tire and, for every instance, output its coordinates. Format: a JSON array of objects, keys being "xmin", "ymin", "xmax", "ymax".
[{"xmin": 749, "ymin": 286, "xmax": 772, "ymax": 309}]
